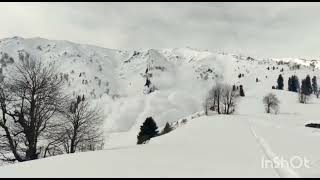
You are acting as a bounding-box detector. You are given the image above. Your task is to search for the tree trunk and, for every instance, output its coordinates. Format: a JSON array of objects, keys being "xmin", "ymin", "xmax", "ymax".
[
  {"xmin": 25, "ymin": 93, "xmax": 38, "ymax": 160},
  {"xmin": 217, "ymin": 96, "xmax": 220, "ymax": 114},
  {"xmin": 205, "ymin": 105, "xmax": 208, "ymax": 115},
  {"xmin": 25, "ymin": 143, "xmax": 38, "ymax": 160},
  {"xmin": 212, "ymin": 98, "xmax": 216, "ymax": 111},
  {"xmin": 70, "ymin": 127, "xmax": 78, "ymax": 153},
  {"xmin": 227, "ymin": 103, "xmax": 230, "ymax": 114}
]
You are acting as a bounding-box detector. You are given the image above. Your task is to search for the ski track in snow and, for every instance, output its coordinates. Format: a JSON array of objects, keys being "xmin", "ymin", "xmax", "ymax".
[{"xmin": 248, "ymin": 118, "xmax": 300, "ymax": 178}]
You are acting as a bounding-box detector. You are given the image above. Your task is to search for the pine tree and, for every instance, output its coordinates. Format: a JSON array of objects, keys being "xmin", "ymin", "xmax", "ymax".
[
  {"xmin": 300, "ymin": 76, "xmax": 313, "ymax": 103},
  {"xmin": 277, "ymin": 74, "xmax": 284, "ymax": 90},
  {"xmin": 305, "ymin": 75, "xmax": 313, "ymax": 95},
  {"xmin": 291, "ymin": 75, "xmax": 300, "ymax": 92},
  {"xmin": 77, "ymin": 95, "xmax": 81, "ymax": 104},
  {"xmin": 239, "ymin": 85, "xmax": 245, "ymax": 97},
  {"xmin": 300, "ymin": 79, "xmax": 308, "ymax": 103},
  {"xmin": 301, "ymin": 79, "xmax": 307, "ymax": 94},
  {"xmin": 161, "ymin": 122, "xmax": 173, "ymax": 135},
  {"xmin": 288, "ymin": 77, "xmax": 292, "ymax": 91},
  {"xmin": 137, "ymin": 117, "xmax": 159, "ymax": 144},
  {"xmin": 232, "ymin": 84, "xmax": 236, "ymax": 91},
  {"xmin": 312, "ymin": 76, "xmax": 317, "ymax": 94}
]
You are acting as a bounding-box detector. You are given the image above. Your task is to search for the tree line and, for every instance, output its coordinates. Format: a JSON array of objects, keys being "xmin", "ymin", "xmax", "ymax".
[{"xmin": 275, "ymin": 74, "xmax": 318, "ymax": 103}]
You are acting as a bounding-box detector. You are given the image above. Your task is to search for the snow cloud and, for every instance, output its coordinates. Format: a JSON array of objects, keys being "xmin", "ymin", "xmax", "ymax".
[{"xmin": 1, "ymin": 2, "xmax": 320, "ymax": 58}]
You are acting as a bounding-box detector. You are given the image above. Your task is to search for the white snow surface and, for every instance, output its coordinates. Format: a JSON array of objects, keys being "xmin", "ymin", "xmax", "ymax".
[{"xmin": 0, "ymin": 37, "xmax": 320, "ymax": 177}]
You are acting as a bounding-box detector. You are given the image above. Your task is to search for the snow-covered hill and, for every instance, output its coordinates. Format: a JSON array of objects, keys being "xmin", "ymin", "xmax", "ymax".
[
  {"xmin": 1, "ymin": 37, "xmax": 320, "ymax": 177},
  {"xmin": 1, "ymin": 93, "xmax": 320, "ymax": 177},
  {"xmin": 0, "ymin": 37, "xmax": 233, "ymax": 134}
]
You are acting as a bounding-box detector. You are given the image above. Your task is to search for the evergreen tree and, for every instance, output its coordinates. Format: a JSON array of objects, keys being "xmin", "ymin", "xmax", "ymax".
[
  {"xmin": 239, "ymin": 85, "xmax": 245, "ymax": 97},
  {"xmin": 161, "ymin": 122, "xmax": 173, "ymax": 135},
  {"xmin": 232, "ymin": 84, "xmax": 236, "ymax": 91},
  {"xmin": 312, "ymin": 76, "xmax": 318, "ymax": 94},
  {"xmin": 300, "ymin": 79, "xmax": 308, "ymax": 103},
  {"xmin": 291, "ymin": 75, "xmax": 300, "ymax": 92},
  {"xmin": 137, "ymin": 117, "xmax": 159, "ymax": 144},
  {"xmin": 305, "ymin": 75, "xmax": 313, "ymax": 95},
  {"xmin": 277, "ymin": 74, "xmax": 284, "ymax": 90},
  {"xmin": 300, "ymin": 76, "xmax": 313, "ymax": 103},
  {"xmin": 301, "ymin": 79, "xmax": 307, "ymax": 94},
  {"xmin": 77, "ymin": 95, "xmax": 81, "ymax": 104},
  {"xmin": 288, "ymin": 77, "xmax": 292, "ymax": 91}
]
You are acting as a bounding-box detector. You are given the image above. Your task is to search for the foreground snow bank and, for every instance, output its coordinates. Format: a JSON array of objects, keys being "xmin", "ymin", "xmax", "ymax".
[{"xmin": 0, "ymin": 116, "xmax": 277, "ymax": 178}]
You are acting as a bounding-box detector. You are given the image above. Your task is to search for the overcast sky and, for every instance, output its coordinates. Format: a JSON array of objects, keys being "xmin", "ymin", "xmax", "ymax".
[{"xmin": 0, "ymin": 2, "xmax": 320, "ymax": 58}]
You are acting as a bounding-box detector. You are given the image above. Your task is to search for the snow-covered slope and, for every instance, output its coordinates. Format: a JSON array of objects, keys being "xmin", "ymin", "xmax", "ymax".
[
  {"xmin": 2, "ymin": 93, "xmax": 320, "ymax": 178},
  {"xmin": 1, "ymin": 37, "xmax": 320, "ymax": 177},
  {"xmin": 0, "ymin": 36, "xmax": 127, "ymax": 98},
  {"xmin": 0, "ymin": 37, "xmax": 232, "ymax": 134},
  {"xmin": 0, "ymin": 116, "xmax": 279, "ymax": 178}
]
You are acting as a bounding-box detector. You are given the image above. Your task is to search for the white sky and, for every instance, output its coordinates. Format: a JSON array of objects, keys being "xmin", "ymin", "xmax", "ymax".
[{"xmin": 1, "ymin": 2, "xmax": 320, "ymax": 58}]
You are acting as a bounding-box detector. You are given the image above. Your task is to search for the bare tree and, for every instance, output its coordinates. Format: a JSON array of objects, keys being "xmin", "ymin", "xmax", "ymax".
[
  {"xmin": 221, "ymin": 85, "xmax": 239, "ymax": 114},
  {"xmin": 203, "ymin": 97, "xmax": 210, "ymax": 115},
  {"xmin": 0, "ymin": 55, "xmax": 66, "ymax": 162},
  {"xmin": 57, "ymin": 96, "xmax": 104, "ymax": 154},
  {"xmin": 204, "ymin": 83, "xmax": 239, "ymax": 115},
  {"xmin": 204, "ymin": 83, "xmax": 221, "ymax": 114},
  {"xmin": 263, "ymin": 93, "xmax": 280, "ymax": 114},
  {"xmin": 203, "ymin": 87, "xmax": 217, "ymax": 115}
]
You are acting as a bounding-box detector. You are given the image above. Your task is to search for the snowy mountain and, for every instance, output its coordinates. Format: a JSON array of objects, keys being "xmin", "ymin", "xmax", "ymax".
[
  {"xmin": 1, "ymin": 37, "xmax": 320, "ymax": 177},
  {"xmin": 0, "ymin": 37, "xmax": 232, "ymax": 134}
]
